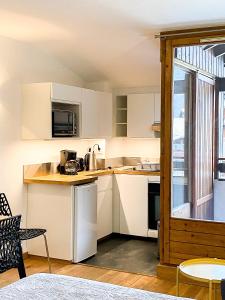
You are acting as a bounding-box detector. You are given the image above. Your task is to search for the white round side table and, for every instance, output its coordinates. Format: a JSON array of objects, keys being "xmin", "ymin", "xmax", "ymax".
[{"xmin": 176, "ymin": 258, "xmax": 225, "ymax": 300}]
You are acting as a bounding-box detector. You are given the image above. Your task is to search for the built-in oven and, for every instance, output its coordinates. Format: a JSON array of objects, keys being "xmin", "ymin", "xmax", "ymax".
[
  {"xmin": 52, "ymin": 109, "xmax": 77, "ymax": 137},
  {"xmin": 148, "ymin": 182, "xmax": 160, "ymax": 231}
]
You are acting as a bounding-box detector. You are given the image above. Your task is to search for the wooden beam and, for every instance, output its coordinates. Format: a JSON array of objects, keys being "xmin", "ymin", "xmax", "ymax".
[
  {"xmin": 159, "ymin": 25, "xmax": 225, "ymax": 40},
  {"xmin": 213, "ymin": 44, "xmax": 225, "ymax": 57}
]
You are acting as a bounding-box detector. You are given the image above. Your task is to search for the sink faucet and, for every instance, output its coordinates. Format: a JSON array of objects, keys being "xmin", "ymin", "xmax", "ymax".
[{"xmin": 92, "ymin": 144, "xmax": 101, "ymax": 152}]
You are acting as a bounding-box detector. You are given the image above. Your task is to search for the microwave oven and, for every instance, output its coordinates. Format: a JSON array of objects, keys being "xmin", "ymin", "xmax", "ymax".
[{"xmin": 52, "ymin": 109, "xmax": 77, "ymax": 137}]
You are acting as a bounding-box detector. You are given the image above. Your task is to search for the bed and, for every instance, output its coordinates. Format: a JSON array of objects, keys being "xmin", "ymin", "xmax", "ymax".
[{"xmin": 0, "ymin": 273, "xmax": 192, "ymax": 299}]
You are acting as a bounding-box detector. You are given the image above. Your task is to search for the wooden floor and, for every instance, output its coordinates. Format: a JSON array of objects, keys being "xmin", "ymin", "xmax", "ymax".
[{"xmin": 0, "ymin": 256, "xmax": 220, "ymax": 300}]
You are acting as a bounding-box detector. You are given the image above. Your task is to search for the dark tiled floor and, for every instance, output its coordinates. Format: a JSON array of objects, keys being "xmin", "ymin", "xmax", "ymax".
[{"xmin": 83, "ymin": 236, "xmax": 159, "ymax": 275}]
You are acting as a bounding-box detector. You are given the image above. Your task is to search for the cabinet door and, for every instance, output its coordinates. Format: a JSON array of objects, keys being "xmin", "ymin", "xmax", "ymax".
[
  {"xmin": 117, "ymin": 175, "xmax": 148, "ymax": 237},
  {"xmin": 97, "ymin": 175, "xmax": 113, "ymax": 239},
  {"xmin": 51, "ymin": 83, "xmax": 82, "ymax": 103},
  {"xmin": 81, "ymin": 89, "xmax": 112, "ymax": 138},
  {"xmin": 127, "ymin": 93, "xmax": 154, "ymax": 138},
  {"xmin": 97, "ymin": 91, "xmax": 112, "ymax": 137},
  {"xmin": 81, "ymin": 89, "xmax": 99, "ymax": 138},
  {"xmin": 27, "ymin": 184, "xmax": 73, "ymax": 260},
  {"xmin": 154, "ymin": 93, "xmax": 161, "ymax": 122},
  {"xmin": 22, "ymin": 83, "xmax": 52, "ymax": 140},
  {"xmin": 97, "ymin": 190, "xmax": 113, "ymax": 239}
]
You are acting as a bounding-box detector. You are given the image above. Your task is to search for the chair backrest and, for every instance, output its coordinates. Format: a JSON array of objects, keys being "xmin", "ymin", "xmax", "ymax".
[
  {"xmin": 0, "ymin": 215, "xmax": 22, "ymax": 273},
  {"xmin": 0, "ymin": 193, "xmax": 12, "ymax": 217}
]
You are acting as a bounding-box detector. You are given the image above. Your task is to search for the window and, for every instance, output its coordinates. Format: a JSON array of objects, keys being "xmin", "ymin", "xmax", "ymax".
[{"xmin": 217, "ymin": 92, "xmax": 225, "ymax": 180}]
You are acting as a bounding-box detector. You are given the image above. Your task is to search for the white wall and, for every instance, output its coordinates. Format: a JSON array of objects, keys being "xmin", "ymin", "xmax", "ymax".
[
  {"xmin": 0, "ymin": 35, "xmax": 105, "ymax": 228},
  {"xmin": 105, "ymin": 138, "xmax": 160, "ymax": 160}
]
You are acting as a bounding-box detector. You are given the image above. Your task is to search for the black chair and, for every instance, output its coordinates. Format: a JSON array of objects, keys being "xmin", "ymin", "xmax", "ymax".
[
  {"xmin": 0, "ymin": 193, "xmax": 51, "ymax": 273},
  {"xmin": 0, "ymin": 215, "xmax": 26, "ymax": 278}
]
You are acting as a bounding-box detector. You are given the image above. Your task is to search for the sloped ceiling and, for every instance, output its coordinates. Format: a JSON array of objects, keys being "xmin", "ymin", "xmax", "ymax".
[{"xmin": 0, "ymin": 0, "xmax": 225, "ymax": 87}]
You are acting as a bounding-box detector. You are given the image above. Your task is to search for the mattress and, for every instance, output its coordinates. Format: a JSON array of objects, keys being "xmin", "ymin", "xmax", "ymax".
[{"xmin": 0, "ymin": 273, "xmax": 193, "ymax": 300}]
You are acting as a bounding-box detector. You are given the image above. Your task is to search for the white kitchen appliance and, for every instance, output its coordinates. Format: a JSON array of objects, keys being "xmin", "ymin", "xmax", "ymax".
[{"xmin": 73, "ymin": 183, "xmax": 97, "ymax": 263}]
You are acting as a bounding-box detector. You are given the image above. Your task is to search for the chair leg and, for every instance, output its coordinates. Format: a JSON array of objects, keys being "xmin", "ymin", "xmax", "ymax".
[
  {"xmin": 17, "ymin": 243, "xmax": 26, "ymax": 279},
  {"xmin": 43, "ymin": 233, "xmax": 51, "ymax": 273}
]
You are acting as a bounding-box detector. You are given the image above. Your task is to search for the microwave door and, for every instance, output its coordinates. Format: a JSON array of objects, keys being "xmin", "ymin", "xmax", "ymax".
[
  {"xmin": 52, "ymin": 110, "xmax": 74, "ymax": 137},
  {"xmin": 68, "ymin": 112, "xmax": 74, "ymax": 135}
]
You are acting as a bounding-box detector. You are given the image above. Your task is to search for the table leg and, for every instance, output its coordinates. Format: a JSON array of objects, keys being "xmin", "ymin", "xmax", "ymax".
[
  {"xmin": 209, "ymin": 280, "xmax": 213, "ymax": 300},
  {"xmin": 176, "ymin": 267, "xmax": 179, "ymax": 296}
]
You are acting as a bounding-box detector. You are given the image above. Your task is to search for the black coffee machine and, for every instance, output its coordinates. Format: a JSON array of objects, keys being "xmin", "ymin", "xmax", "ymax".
[{"xmin": 59, "ymin": 150, "xmax": 77, "ymax": 174}]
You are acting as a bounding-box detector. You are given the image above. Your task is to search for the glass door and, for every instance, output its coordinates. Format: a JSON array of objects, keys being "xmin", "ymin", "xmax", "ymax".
[
  {"xmin": 172, "ymin": 65, "xmax": 193, "ymax": 219},
  {"xmin": 160, "ymin": 33, "xmax": 225, "ymax": 265}
]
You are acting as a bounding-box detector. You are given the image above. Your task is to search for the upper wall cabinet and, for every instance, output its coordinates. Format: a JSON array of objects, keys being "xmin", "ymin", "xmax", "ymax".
[
  {"xmin": 127, "ymin": 93, "xmax": 161, "ymax": 138},
  {"xmin": 127, "ymin": 93, "xmax": 154, "ymax": 138},
  {"xmin": 22, "ymin": 82, "xmax": 112, "ymax": 140},
  {"xmin": 81, "ymin": 89, "xmax": 112, "ymax": 138},
  {"xmin": 51, "ymin": 83, "xmax": 82, "ymax": 104},
  {"xmin": 22, "ymin": 82, "xmax": 82, "ymax": 140},
  {"xmin": 22, "ymin": 82, "xmax": 54, "ymax": 140},
  {"xmin": 115, "ymin": 92, "xmax": 160, "ymax": 138},
  {"xmin": 81, "ymin": 89, "xmax": 98, "ymax": 138},
  {"xmin": 97, "ymin": 91, "xmax": 113, "ymax": 138},
  {"xmin": 115, "ymin": 96, "xmax": 128, "ymax": 137}
]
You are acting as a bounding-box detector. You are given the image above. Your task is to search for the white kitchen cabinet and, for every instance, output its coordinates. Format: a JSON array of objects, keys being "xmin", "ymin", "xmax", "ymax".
[
  {"xmin": 81, "ymin": 89, "xmax": 112, "ymax": 138},
  {"xmin": 97, "ymin": 91, "xmax": 112, "ymax": 138},
  {"xmin": 115, "ymin": 174, "xmax": 148, "ymax": 237},
  {"xmin": 22, "ymin": 83, "xmax": 52, "ymax": 140},
  {"xmin": 81, "ymin": 89, "xmax": 99, "ymax": 138},
  {"xmin": 26, "ymin": 182, "xmax": 98, "ymax": 261},
  {"xmin": 22, "ymin": 82, "xmax": 82, "ymax": 140},
  {"xmin": 51, "ymin": 82, "xmax": 82, "ymax": 104},
  {"xmin": 127, "ymin": 93, "xmax": 155, "ymax": 138},
  {"xmin": 112, "ymin": 175, "xmax": 121, "ymax": 233},
  {"xmin": 27, "ymin": 184, "xmax": 74, "ymax": 260},
  {"xmin": 22, "ymin": 83, "xmax": 112, "ymax": 139},
  {"xmin": 154, "ymin": 93, "xmax": 161, "ymax": 122},
  {"xmin": 96, "ymin": 175, "xmax": 113, "ymax": 239}
]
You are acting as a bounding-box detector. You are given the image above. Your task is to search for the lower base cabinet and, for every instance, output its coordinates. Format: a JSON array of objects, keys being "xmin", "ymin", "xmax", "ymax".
[
  {"xmin": 26, "ymin": 174, "xmax": 157, "ymax": 260},
  {"xmin": 97, "ymin": 175, "xmax": 113, "ymax": 240},
  {"xmin": 114, "ymin": 174, "xmax": 149, "ymax": 237},
  {"xmin": 26, "ymin": 184, "xmax": 73, "ymax": 260}
]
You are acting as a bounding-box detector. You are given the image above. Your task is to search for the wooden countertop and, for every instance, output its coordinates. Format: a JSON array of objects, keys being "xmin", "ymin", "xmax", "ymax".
[
  {"xmin": 113, "ymin": 170, "xmax": 160, "ymax": 176},
  {"xmin": 80, "ymin": 169, "xmax": 160, "ymax": 176},
  {"xmin": 24, "ymin": 169, "xmax": 160, "ymax": 185},
  {"xmin": 24, "ymin": 173, "xmax": 98, "ymax": 186}
]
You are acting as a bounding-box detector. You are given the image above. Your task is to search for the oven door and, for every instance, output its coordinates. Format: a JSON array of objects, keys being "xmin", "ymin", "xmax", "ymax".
[
  {"xmin": 52, "ymin": 109, "xmax": 74, "ymax": 137},
  {"xmin": 148, "ymin": 183, "xmax": 160, "ymax": 230}
]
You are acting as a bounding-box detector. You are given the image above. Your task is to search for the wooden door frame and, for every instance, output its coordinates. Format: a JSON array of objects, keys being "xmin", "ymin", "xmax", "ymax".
[{"xmin": 160, "ymin": 27, "xmax": 225, "ymax": 265}]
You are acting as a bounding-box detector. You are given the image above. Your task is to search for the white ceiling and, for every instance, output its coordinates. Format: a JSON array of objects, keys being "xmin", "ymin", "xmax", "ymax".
[{"xmin": 0, "ymin": 0, "xmax": 225, "ymax": 87}]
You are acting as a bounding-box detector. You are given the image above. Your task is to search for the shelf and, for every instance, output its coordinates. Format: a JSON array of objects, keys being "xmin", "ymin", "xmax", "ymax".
[
  {"xmin": 116, "ymin": 96, "xmax": 127, "ymax": 109},
  {"xmin": 116, "ymin": 123, "xmax": 127, "ymax": 137},
  {"xmin": 115, "ymin": 95, "xmax": 127, "ymax": 137}
]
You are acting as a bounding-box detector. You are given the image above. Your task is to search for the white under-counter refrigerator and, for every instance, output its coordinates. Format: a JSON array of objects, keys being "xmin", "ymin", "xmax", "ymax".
[
  {"xmin": 73, "ymin": 183, "xmax": 97, "ymax": 262},
  {"xmin": 26, "ymin": 182, "xmax": 97, "ymax": 262}
]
